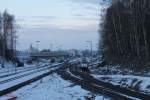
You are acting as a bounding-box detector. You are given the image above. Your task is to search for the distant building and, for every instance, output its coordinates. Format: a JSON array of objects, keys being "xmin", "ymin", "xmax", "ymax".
[
  {"xmin": 67, "ymin": 49, "xmax": 82, "ymax": 57},
  {"xmin": 16, "ymin": 44, "xmax": 39, "ymax": 61},
  {"xmin": 28, "ymin": 44, "xmax": 39, "ymax": 53},
  {"xmin": 16, "ymin": 51, "xmax": 30, "ymax": 61}
]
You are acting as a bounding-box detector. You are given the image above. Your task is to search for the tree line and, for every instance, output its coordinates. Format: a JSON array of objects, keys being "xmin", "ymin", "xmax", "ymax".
[
  {"xmin": 100, "ymin": 0, "xmax": 150, "ymax": 66},
  {"xmin": 0, "ymin": 11, "xmax": 17, "ymax": 64}
]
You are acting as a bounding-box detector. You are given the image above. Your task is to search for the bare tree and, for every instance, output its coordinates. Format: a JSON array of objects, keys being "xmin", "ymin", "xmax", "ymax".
[
  {"xmin": 0, "ymin": 11, "xmax": 17, "ymax": 67},
  {"xmin": 99, "ymin": 0, "xmax": 150, "ymax": 68}
]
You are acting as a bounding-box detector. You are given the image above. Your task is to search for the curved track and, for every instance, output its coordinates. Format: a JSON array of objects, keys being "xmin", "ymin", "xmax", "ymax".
[{"xmin": 56, "ymin": 64, "xmax": 150, "ymax": 100}]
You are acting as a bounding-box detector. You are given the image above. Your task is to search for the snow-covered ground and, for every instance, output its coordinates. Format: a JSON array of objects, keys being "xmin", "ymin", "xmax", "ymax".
[
  {"xmin": 0, "ymin": 62, "xmax": 60, "ymax": 91},
  {"xmin": 0, "ymin": 62, "xmax": 16, "ymax": 73},
  {"xmin": 0, "ymin": 73, "xmax": 110, "ymax": 100},
  {"xmin": 92, "ymin": 74, "xmax": 150, "ymax": 94}
]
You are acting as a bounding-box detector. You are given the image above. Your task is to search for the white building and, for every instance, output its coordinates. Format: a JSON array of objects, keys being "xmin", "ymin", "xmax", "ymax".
[{"xmin": 28, "ymin": 44, "xmax": 39, "ymax": 53}]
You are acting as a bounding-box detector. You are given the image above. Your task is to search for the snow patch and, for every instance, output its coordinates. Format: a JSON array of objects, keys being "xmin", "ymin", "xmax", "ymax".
[{"xmin": 92, "ymin": 74, "xmax": 150, "ymax": 94}]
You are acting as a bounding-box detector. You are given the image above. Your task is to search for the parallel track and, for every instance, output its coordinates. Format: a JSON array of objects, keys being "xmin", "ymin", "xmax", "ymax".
[
  {"xmin": 0, "ymin": 62, "xmax": 65, "ymax": 96},
  {"xmin": 0, "ymin": 63, "xmax": 63, "ymax": 84},
  {"xmin": 0, "ymin": 64, "xmax": 49, "ymax": 78}
]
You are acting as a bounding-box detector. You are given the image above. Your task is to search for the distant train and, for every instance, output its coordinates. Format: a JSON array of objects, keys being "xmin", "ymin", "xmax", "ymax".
[{"xmin": 78, "ymin": 58, "xmax": 90, "ymax": 72}]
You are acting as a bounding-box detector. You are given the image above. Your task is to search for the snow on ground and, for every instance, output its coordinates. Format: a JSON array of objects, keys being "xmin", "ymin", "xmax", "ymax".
[
  {"xmin": 0, "ymin": 64, "xmax": 58, "ymax": 91},
  {"xmin": 0, "ymin": 73, "xmax": 110, "ymax": 100},
  {"xmin": 0, "ymin": 62, "xmax": 16, "ymax": 73},
  {"xmin": 92, "ymin": 74, "xmax": 150, "ymax": 94}
]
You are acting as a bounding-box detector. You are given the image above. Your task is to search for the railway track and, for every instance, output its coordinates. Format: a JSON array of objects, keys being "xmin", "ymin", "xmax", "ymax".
[
  {"xmin": 0, "ymin": 63, "xmax": 64, "ymax": 85},
  {"xmin": 0, "ymin": 64, "xmax": 38, "ymax": 74},
  {"xmin": 0, "ymin": 64, "xmax": 49, "ymax": 78},
  {"xmin": 57, "ymin": 64, "xmax": 150, "ymax": 100},
  {"xmin": 0, "ymin": 66, "xmax": 49, "ymax": 84},
  {"xmin": 0, "ymin": 60, "xmax": 78, "ymax": 86},
  {"xmin": 0, "ymin": 62, "xmax": 65, "ymax": 96}
]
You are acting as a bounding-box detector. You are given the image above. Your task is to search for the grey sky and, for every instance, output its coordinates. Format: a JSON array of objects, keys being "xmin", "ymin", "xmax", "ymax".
[{"xmin": 0, "ymin": 0, "xmax": 100, "ymax": 50}]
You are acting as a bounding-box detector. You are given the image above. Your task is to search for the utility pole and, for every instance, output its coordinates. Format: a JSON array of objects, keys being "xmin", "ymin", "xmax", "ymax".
[
  {"xmin": 14, "ymin": 35, "xmax": 17, "ymax": 73},
  {"xmin": 2, "ymin": 16, "xmax": 6, "ymax": 68},
  {"xmin": 35, "ymin": 41, "xmax": 40, "ymax": 66},
  {"xmin": 86, "ymin": 41, "xmax": 93, "ymax": 67},
  {"xmin": 58, "ymin": 45, "xmax": 62, "ymax": 51},
  {"xmin": 36, "ymin": 41, "xmax": 40, "ymax": 52},
  {"xmin": 50, "ymin": 43, "xmax": 53, "ymax": 51}
]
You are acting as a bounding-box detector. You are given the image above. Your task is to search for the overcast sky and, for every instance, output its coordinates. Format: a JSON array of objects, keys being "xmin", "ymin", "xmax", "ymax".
[{"xmin": 0, "ymin": 0, "xmax": 101, "ymax": 50}]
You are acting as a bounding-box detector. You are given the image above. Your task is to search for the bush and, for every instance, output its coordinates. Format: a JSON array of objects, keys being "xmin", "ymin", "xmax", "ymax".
[
  {"xmin": 51, "ymin": 58, "xmax": 56, "ymax": 63},
  {"xmin": 17, "ymin": 61, "xmax": 24, "ymax": 67},
  {"xmin": 26, "ymin": 60, "xmax": 33, "ymax": 64}
]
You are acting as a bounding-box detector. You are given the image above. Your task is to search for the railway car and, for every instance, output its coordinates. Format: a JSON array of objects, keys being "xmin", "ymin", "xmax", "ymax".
[{"xmin": 78, "ymin": 58, "xmax": 89, "ymax": 72}]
